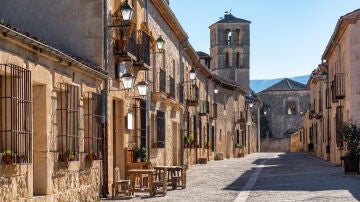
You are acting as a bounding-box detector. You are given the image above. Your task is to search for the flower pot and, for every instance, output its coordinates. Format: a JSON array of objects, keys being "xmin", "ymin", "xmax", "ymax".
[
  {"xmin": 2, "ymin": 156, "xmax": 13, "ymax": 164},
  {"xmin": 59, "ymin": 153, "xmax": 68, "ymax": 163},
  {"xmin": 341, "ymin": 156, "xmax": 359, "ymax": 174},
  {"xmin": 86, "ymin": 154, "xmax": 96, "ymax": 161}
]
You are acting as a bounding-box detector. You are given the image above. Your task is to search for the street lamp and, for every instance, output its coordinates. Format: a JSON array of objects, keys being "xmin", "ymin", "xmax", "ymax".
[
  {"xmin": 321, "ymin": 71, "xmax": 328, "ymax": 81},
  {"xmin": 137, "ymin": 80, "xmax": 148, "ymax": 96},
  {"xmin": 120, "ymin": 72, "xmax": 135, "ymax": 90},
  {"xmin": 189, "ymin": 68, "xmax": 196, "ymax": 81},
  {"xmin": 214, "ymin": 86, "xmax": 219, "ymax": 94},
  {"xmin": 156, "ymin": 35, "xmax": 165, "ymax": 52},
  {"xmin": 120, "ymin": 0, "xmax": 134, "ymax": 22}
]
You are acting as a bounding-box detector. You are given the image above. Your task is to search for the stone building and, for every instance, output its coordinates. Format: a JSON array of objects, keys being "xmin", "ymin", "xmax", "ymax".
[
  {"xmin": 258, "ymin": 78, "xmax": 310, "ymax": 152},
  {"xmin": 0, "ymin": 21, "xmax": 107, "ymax": 201},
  {"xmin": 209, "ymin": 12, "xmax": 251, "ymax": 94},
  {"xmin": 303, "ymin": 9, "xmax": 360, "ymax": 166},
  {"xmin": 0, "ymin": 1, "xmax": 257, "ymax": 200}
]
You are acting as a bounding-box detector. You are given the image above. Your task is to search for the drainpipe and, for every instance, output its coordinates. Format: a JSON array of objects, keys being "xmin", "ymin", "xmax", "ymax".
[
  {"xmin": 145, "ymin": 0, "xmax": 149, "ymax": 23},
  {"xmin": 179, "ymin": 38, "xmax": 187, "ymax": 166},
  {"xmin": 102, "ymin": 0, "xmax": 109, "ymax": 197}
]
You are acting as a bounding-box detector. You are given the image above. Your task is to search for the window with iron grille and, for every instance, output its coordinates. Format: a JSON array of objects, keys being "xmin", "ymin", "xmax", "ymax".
[
  {"xmin": 336, "ymin": 106, "xmax": 343, "ymax": 146},
  {"xmin": 156, "ymin": 110, "xmax": 165, "ymax": 148},
  {"xmin": 212, "ymin": 103, "xmax": 218, "ymax": 119},
  {"xmin": 0, "ymin": 64, "xmax": 32, "ymax": 164},
  {"xmin": 325, "ymin": 87, "xmax": 330, "ymax": 109},
  {"xmin": 169, "ymin": 76, "xmax": 175, "ymax": 98},
  {"xmin": 57, "ymin": 83, "xmax": 79, "ymax": 161},
  {"xmin": 178, "ymin": 84, "xmax": 184, "ymax": 103},
  {"xmin": 84, "ymin": 92, "xmax": 103, "ymax": 160},
  {"xmin": 159, "ymin": 69, "xmax": 166, "ymax": 93}
]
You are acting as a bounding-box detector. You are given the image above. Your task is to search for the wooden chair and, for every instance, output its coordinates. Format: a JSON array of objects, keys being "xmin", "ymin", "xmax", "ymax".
[
  {"xmin": 152, "ymin": 169, "xmax": 167, "ymax": 196},
  {"xmin": 113, "ymin": 167, "xmax": 131, "ymax": 198},
  {"xmin": 171, "ymin": 166, "xmax": 187, "ymax": 189}
]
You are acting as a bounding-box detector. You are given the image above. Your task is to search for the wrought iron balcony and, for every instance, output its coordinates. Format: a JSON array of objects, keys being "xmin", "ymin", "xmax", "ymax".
[
  {"xmin": 133, "ymin": 30, "xmax": 150, "ymax": 70},
  {"xmin": 186, "ymin": 83, "xmax": 199, "ymax": 106},
  {"xmin": 113, "ymin": 31, "xmax": 137, "ymax": 61}
]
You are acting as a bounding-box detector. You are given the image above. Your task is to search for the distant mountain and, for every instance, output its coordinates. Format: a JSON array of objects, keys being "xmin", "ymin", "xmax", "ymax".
[{"xmin": 250, "ymin": 75, "xmax": 309, "ymax": 93}]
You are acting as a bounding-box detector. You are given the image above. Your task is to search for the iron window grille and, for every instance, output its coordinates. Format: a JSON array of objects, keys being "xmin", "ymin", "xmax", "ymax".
[
  {"xmin": 139, "ymin": 99, "xmax": 146, "ymax": 148},
  {"xmin": 83, "ymin": 92, "xmax": 103, "ymax": 160},
  {"xmin": 156, "ymin": 110, "xmax": 165, "ymax": 148},
  {"xmin": 159, "ymin": 69, "xmax": 166, "ymax": 93},
  {"xmin": 135, "ymin": 30, "xmax": 150, "ymax": 67},
  {"xmin": 0, "ymin": 64, "xmax": 32, "ymax": 164},
  {"xmin": 57, "ymin": 83, "xmax": 79, "ymax": 161},
  {"xmin": 169, "ymin": 76, "xmax": 175, "ymax": 98}
]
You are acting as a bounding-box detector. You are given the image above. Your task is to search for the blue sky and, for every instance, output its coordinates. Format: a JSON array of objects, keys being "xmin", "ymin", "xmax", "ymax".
[{"xmin": 170, "ymin": 1, "xmax": 359, "ymax": 79}]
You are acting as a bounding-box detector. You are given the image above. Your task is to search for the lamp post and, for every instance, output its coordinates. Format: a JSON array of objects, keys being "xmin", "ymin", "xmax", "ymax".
[{"xmin": 120, "ymin": 72, "xmax": 135, "ymax": 90}]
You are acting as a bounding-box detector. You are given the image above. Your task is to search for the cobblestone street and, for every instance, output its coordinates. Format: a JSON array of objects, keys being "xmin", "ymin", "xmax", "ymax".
[{"xmin": 107, "ymin": 153, "xmax": 360, "ymax": 202}]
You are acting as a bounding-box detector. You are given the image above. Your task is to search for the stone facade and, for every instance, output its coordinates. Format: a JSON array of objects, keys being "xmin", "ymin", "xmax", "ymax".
[
  {"xmin": 303, "ymin": 9, "xmax": 360, "ymax": 166},
  {"xmin": 209, "ymin": 13, "xmax": 250, "ymax": 94},
  {"xmin": 0, "ymin": 21, "xmax": 105, "ymax": 201},
  {"xmin": 0, "ymin": 1, "xmax": 258, "ymax": 200}
]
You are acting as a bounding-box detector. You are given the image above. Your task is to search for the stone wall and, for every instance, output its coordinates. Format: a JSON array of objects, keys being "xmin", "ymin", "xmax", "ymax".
[
  {"xmin": 0, "ymin": 165, "xmax": 30, "ymax": 201},
  {"xmin": 261, "ymin": 138, "xmax": 290, "ymax": 152}
]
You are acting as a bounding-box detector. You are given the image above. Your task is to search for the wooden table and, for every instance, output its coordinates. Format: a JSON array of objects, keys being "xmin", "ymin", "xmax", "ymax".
[
  {"xmin": 128, "ymin": 169, "xmax": 156, "ymax": 195},
  {"xmin": 154, "ymin": 166, "xmax": 185, "ymax": 189}
]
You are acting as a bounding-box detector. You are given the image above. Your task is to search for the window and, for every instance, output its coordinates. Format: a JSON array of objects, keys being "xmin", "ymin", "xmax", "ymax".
[
  {"xmin": 286, "ymin": 101, "xmax": 296, "ymax": 115},
  {"xmin": 84, "ymin": 92, "xmax": 103, "ymax": 159},
  {"xmin": 225, "ymin": 29, "xmax": 232, "ymax": 45},
  {"xmin": 225, "ymin": 52, "xmax": 229, "ymax": 68},
  {"xmin": 0, "ymin": 64, "xmax": 32, "ymax": 164},
  {"xmin": 236, "ymin": 29, "xmax": 243, "ymax": 44},
  {"xmin": 236, "ymin": 130, "xmax": 240, "ymax": 144},
  {"xmin": 199, "ymin": 120, "xmax": 202, "ymax": 147},
  {"xmin": 57, "ymin": 83, "xmax": 79, "ymax": 160},
  {"xmin": 156, "ymin": 110, "xmax": 165, "ymax": 148},
  {"xmin": 336, "ymin": 106, "xmax": 343, "ymax": 147},
  {"xmin": 236, "ymin": 52, "xmax": 241, "ymax": 68}
]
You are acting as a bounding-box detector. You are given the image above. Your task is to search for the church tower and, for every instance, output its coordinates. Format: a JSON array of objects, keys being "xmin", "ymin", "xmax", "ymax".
[{"xmin": 209, "ymin": 12, "xmax": 250, "ymax": 93}]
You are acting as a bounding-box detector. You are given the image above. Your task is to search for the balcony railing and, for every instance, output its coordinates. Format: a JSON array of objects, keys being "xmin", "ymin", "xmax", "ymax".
[
  {"xmin": 113, "ymin": 31, "xmax": 137, "ymax": 60},
  {"xmin": 332, "ymin": 73, "xmax": 345, "ymax": 101},
  {"xmin": 169, "ymin": 76, "xmax": 175, "ymax": 99},
  {"xmin": 134, "ymin": 30, "xmax": 150, "ymax": 69},
  {"xmin": 186, "ymin": 83, "xmax": 199, "ymax": 106}
]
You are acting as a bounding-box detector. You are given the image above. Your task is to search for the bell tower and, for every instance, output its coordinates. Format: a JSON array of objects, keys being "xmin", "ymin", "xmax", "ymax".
[{"xmin": 209, "ymin": 11, "xmax": 250, "ymax": 93}]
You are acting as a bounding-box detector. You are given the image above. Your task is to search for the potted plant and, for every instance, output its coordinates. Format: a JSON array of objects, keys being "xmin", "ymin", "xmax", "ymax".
[
  {"xmin": 184, "ymin": 136, "xmax": 189, "ymax": 148},
  {"xmin": 59, "ymin": 150, "xmax": 76, "ymax": 162},
  {"xmin": 152, "ymin": 142, "xmax": 157, "ymax": 149},
  {"xmin": 2, "ymin": 149, "xmax": 14, "ymax": 164},
  {"xmin": 340, "ymin": 122, "xmax": 360, "ymax": 174},
  {"xmin": 189, "ymin": 134, "xmax": 195, "ymax": 149},
  {"xmin": 133, "ymin": 144, "xmax": 148, "ymax": 162},
  {"xmin": 86, "ymin": 153, "xmax": 96, "ymax": 161},
  {"xmin": 235, "ymin": 144, "xmax": 245, "ymax": 157},
  {"xmin": 308, "ymin": 143, "xmax": 314, "ymax": 152},
  {"xmin": 205, "ymin": 141, "xmax": 210, "ymax": 149}
]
